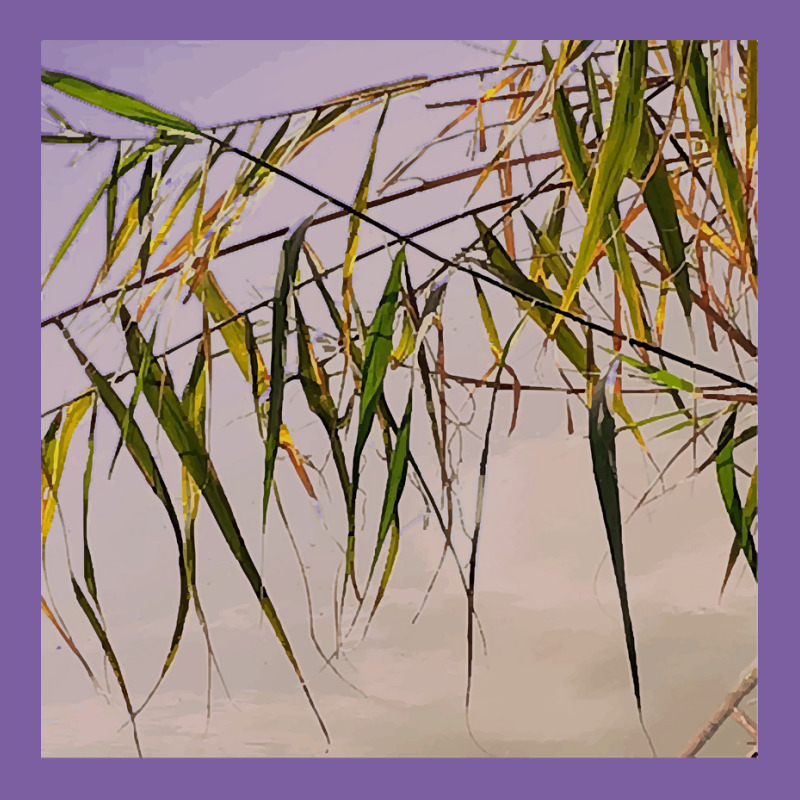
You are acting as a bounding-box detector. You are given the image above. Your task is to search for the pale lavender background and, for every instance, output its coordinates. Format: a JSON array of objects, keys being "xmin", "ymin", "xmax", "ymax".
[{"xmin": 39, "ymin": 39, "xmax": 760, "ymax": 761}]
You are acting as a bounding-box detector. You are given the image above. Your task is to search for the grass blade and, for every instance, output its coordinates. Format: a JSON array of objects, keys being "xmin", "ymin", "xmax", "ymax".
[
  {"xmin": 41, "ymin": 594, "xmax": 105, "ymax": 697},
  {"xmin": 113, "ymin": 304, "xmax": 329, "ymax": 743},
  {"xmin": 715, "ymin": 408, "xmax": 758, "ymax": 584},
  {"xmin": 631, "ymin": 111, "xmax": 693, "ymax": 319},
  {"xmin": 475, "ymin": 218, "xmax": 589, "ymax": 375},
  {"xmin": 194, "ymin": 270, "xmax": 318, "ymax": 503},
  {"xmin": 683, "ymin": 44, "xmax": 752, "ymax": 268},
  {"xmin": 555, "ymin": 41, "xmax": 649, "ymax": 335},
  {"xmin": 57, "ymin": 320, "xmax": 190, "ymax": 721},
  {"xmin": 71, "ymin": 577, "xmax": 143, "ymax": 756},
  {"xmin": 42, "ymin": 137, "xmax": 167, "ymax": 289},
  {"xmin": 367, "ymin": 384, "xmax": 413, "ymax": 589},
  {"xmin": 720, "ymin": 463, "xmax": 757, "ymax": 599},
  {"xmin": 82, "ymin": 396, "xmax": 99, "ymax": 605},
  {"xmin": 342, "ymin": 98, "xmax": 390, "ymax": 347},
  {"xmin": 41, "ymin": 395, "xmax": 93, "ymax": 546},
  {"xmin": 588, "ymin": 359, "xmax": 645, "ymax": 718},
  {"xmin": 105, "ymin": 143, "xmax": 121, "ymax": 259},
  {"xmin": 108, "ymin": 323, "xmax": 158, "ymax": 478},
  {"xmin": 261, "ymin": 216, "xmax": 316, "ymax": 530},
  {"xmin": 346, "ymin": 248, "xmax": 405, "ymax": 599},
  {"xmin": 605, "ymin": 350, "xmax": 695, "ymax": 393},
  {"xmin": 42, "ymin": 68, "xmax": 199, "ymax": 133}
]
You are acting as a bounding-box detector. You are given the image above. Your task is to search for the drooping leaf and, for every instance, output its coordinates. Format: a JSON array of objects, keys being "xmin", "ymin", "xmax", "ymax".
[
  {"xmin": 468, "ymin": 41, "xmax": 591, "ymax": 202},
  {"xmin": 367, "ymin": 385, "xmax": 413, "ymax": 587},
  {"xmin": 42, "ymin": 68, "xmax": 199, "ymax": 133},
  {"xmin": 632, "ymin": 110, "xmax": 693, "ymax": 319},
  {"xmin": 112, "ymin": 304, "xmax": 328, "ymax": 741},
  {"xmin": 607, "ymin": 350, "xmax": 695, "ymax": 393},
  {"xmin": 41, "ymin": 593, "xmax": 105, "ymax": 698},
  {"xmin": 683, "ymin": 44, "xmax": 751, "ymax": 263},
  {"xmin": 522, "ymin": 211, "xmax": 571, "ymax": 289},
  {"xmin": 346, "ymin": 248, "xmax": 405, "ymax": 597},
  {"xmin": 473, "ymin": 277, "xmax": 503, "ymax": 359},
  {"xmin": 475, "ymin": 218, "xmax": 588, "ymax": 375},
  {"xmin": 58, "ymin": 321, "xmax": 190, "ymax": 720},
  {"xmin": 720, "ymin": 463, "xmax": 757, "ymax": 598},
  {"xmin": 715, "ymin": 408, "xmax": 758, "ymax": 584},
  {"xmin": 90, "ymin": 143, "xmax": 186, "ymax": 299},
  {"xmin": 41, "ymin": 394, "xmax": 93, "ymax": 546},
  {"xmin": 199, "ymin": 272, "xmax": 270, "ymax": 395},
  {"xmin": 108, "ymin": 322, "xmax": 158, "ymax": 478},
  {"xmin": 237, "ymin": 118, "xmax": 292, "ymax": 196},
  {"xmin": 342, "ymin": 98, "xmax": 391, "ymax": 345},
  {"xmin": 261, "ymin": 216, "xmax": 316, "ymax": 530},
  {"xmin": 547, "ymin": 57, "xmax": 649, "ymax": 341},
  {"xmin": 295, "ymin": 302, "xmax": 352, "ymax": 529},
  {"xmin": 556, "ymin": 40, "xmax": 649, "ymax": 335},
  {"xmin": 583, "ymin": 59, "xmax": 604, "ymax": 141},
  {"xmin": 391, "ymin": 312, "xmax": 416, "ymax": 367},
  {"xmin": 744, "ymin": 41, "xmax": 758, "ymax": 176},
  {"xmin": 190, "ymin": 270, "xmax": 317, "ymax": 506},
  {"xmin": 42, "ymin": 137, "xmax": 167, "ymax": 289},
  {"xmin": 82, "ymin": 396, "xmax": 99, "ymax": 605},
  {"xmin": 71, "ymin": 577, "xmax": 143, "ymax": 756},
  {"xmin": 588, "ymin": 358, "xmax": 643, "ymax": 712},
  {"xmin": 105, "ymin": 143, "xmax": 121, "ymax": 259}
]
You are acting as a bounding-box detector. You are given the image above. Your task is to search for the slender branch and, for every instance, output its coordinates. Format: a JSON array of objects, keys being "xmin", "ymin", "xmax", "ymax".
[
  {"xmin": 42, "ymin": 51, "xmax": 620, "ymax": 147},
  {"xmin": 445, "ymin": 373, "xmax": 744, "ymax": 396},
  {"xmin": 425, "ymin": 75, "xmax": 670, "ymax": 109},
  {"xmin": 40, "ymin": 159, "xmax": 567, "ymax": 329},
  {"xmin": 624, "ymin": 236, "xmax": 757, "ymax": 359},
  {"xmin": 730, "ymin": 707, "xmax": 758, "ymax": 742},
  {"xmin": 678, "ymin": 660, "xmax": 758, "ymax": 757}
]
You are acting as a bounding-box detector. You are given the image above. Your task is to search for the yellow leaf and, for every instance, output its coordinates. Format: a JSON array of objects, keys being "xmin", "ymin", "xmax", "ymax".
[{"xmin": 41, "ymin": 395, "xmax": 93, "ymax": 545}]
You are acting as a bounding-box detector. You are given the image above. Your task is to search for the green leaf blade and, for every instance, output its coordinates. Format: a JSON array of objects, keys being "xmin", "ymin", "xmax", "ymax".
[
  {"xmin": 42, "ymin": 69, "xmax": 199, "ymax": 133},
  {"xmin": 588, "ymin": 360, "xmax": 642, "ymax": 711}
]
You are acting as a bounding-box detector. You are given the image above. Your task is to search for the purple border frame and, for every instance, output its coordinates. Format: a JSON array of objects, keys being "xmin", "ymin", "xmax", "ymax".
[{"xmin": 12, "ymin": 3, "xmax": 792, "ymax": 795}]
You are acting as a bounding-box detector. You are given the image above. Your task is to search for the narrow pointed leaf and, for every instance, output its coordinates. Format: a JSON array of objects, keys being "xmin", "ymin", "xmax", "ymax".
[
  {"xmin": 631, "ymin": 111, "xmax": 693, "ymax": 318},
  {"xmin": 42, "ymin": 69, "xmax": 199, "ymax": 133},
  {"xmin": 113, "ymin": 304, "xmax": 326, "ymax": 739},
  {"xmin": 82, "ymin": 397, "xmax": 99, "ymax": 604},
  {"xmin": 42, "ymin": 137, "xmax": 167, "ymax": 289},
  {"xmin": 71, "ymin": 577, "xmax": 142, "ymax": 756},
  {"xmin": 476, "ymin": 218, "xmax": 588, "ymax": 375},
  {"xmin": 522, "ymin": 211, "xmax": 571, "ymax": 288},
  {"xmin": 108, "ymin": 323, "xmax": 158, "ymax": 478},
  {"xmin": 368, "ymin": 386, "xmax": 413, "ymax": 586},
  {"xmin": 684, "ymin": 44, "xmax": 750, "ymax": 257},
  {"xmin": 715, "ymin": 408, "xmax": 758, "ymax": 583},
  {"xmin": 588, "ymin": 359, "xmax": 643, "ymax": 711},
  {"xmin": 41, "ymin": 395, "xmax": 93, "ymax": 546},
  {"xmin": 391, "ymin": 312, "xmax": 416, "ymax": 367},
  {"xmin": 583, "ymin": 60, "xmax": 604, "ymax": 140},
  {"xmin": 347, "ymin": 248, "xmax": 405, "ymax": 593},
  {"xmin": 106, "ymin": 144, "xmax": 121, "ymax": 258},
  {"xmin": 295, "ymin": 302, "xmax": 352, "ymax": 519},
  {"xmin": 557, "ymin": 41, "xmax": 649, "ymax": 332},
  {"xmin": 262, "ymin": 216, "xmax": 315, "ymax": 529},
  {"xmin": 41, "ymin": 594, "xmax": 104, "ymax": 696},
  {"xmin": 342, "ymin": 98, "xmax": 390, "ymax": 340},
  {"xmin": 58, "ymin": 322, "xmax": 190, "ymax": 717},
  {"xmin": 608, "ymin": 351, "xmax": 695, "ymax": 393}
]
